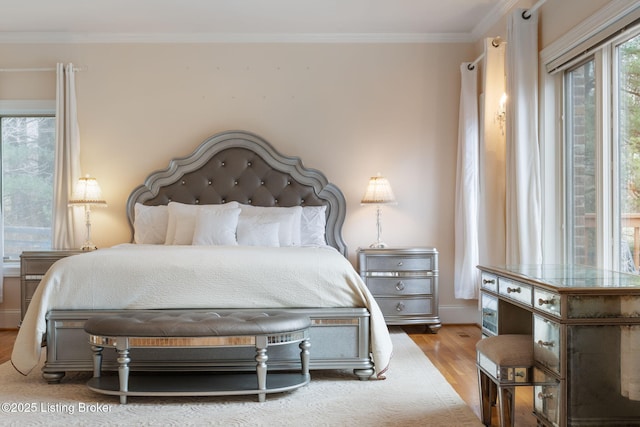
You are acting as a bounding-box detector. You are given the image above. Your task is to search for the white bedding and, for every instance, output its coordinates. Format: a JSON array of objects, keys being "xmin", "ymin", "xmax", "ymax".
[{"xmin": 12, "ymin": 244, "xmax": 392, "ymax": 378}]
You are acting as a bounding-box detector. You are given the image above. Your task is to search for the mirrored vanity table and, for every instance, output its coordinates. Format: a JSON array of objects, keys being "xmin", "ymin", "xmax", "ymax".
[{"xmin": 478, "ymin": 264, "xmax": 640, "ymax": 427}]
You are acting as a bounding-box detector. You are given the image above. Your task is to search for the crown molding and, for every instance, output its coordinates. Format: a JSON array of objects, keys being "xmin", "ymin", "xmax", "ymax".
[
  {"xmin": 470, "ymin": 0, "xmax": 519, "ymax": 40},
  {"xmin": 0, "ymin": 31, "xmax": 475, "ymax": 44}
]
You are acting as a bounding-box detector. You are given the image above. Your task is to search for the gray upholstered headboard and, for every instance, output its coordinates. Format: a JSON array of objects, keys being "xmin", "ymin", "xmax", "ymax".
[{"xmin": 126, "ymin": 130, "xmax": 348, "ymax": 256}]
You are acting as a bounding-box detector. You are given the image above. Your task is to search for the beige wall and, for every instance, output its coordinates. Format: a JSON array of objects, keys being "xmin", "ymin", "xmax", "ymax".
[
  {"xmin": 0, "ymin": 0, "xmax": 622, "ymax": 328},
  {"xmin": 0, "ymin": 41, "xmax": 480, "ymax": 326}
]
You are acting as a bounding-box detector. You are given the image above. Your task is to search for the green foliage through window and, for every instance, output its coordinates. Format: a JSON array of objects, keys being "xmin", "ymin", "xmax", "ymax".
[{"xmin": 1, "ymin": 116, "xmax": 55, "ymax": 260}]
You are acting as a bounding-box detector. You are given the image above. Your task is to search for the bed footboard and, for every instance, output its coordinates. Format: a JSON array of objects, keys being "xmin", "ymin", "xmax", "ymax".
[{"xmin": 43, "ymin": 307, "xmax": 375, "ymax": 383}]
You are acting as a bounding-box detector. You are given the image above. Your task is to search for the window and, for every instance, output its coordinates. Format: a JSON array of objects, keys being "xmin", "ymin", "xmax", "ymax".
[
  {"xmin": 1, "ymin": 115, "xmax": 56, "ymax": 261},
  {"xmin": 616, "ymin": 33, "xmax": 640, "ymax": 273},
  {"xmin": 565, "ymin": 59, "xmax": 597, "ymax": 267},
  {"xmin": 545, "ymin": 9, "xmax": 640, "ymax": 273}
]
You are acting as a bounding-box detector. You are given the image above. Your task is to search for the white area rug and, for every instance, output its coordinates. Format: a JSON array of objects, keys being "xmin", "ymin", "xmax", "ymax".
[{"xmin": 0, "ymin": 329, "xmax": 481, "ymax": 426}]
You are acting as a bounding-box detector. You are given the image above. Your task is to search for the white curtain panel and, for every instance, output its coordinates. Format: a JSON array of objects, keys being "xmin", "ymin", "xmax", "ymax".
[
  {"xmin": 505, "ymin": 10, "xmax": 543, "ymax": 265},
  {"xmin": 479, "ymin": 38, "xmax": 507, "ymax": 268},
  {"xmin": 454, "ymin": 63, "xmax": 480, "ymax": 299},
  {"xmin": 53, "ymin": 63, "xmax": 82, "ymax": 249}
]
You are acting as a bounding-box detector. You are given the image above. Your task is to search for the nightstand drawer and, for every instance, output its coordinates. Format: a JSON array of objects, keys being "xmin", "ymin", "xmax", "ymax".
[
  {"xmin": 21, "ymin": 258, "xmax": 63, "ymax": 275},
  {"xmin": 376, "ymin": 297, "xmax": 433, "ymax": 316},
  {"xmin": 357, "ymin": 247, "xmax": 440, "ymax": 331},
  {"xmin": 365, "ymin": 277, "xmax": 433, "ymax": 296},
  {"xmin": 24, "ymin": 280, "xmax": 41, "ymax": 298},
  {"xmin": 365, "ymin": 255, "xmax": 434, "ymax": 272}
]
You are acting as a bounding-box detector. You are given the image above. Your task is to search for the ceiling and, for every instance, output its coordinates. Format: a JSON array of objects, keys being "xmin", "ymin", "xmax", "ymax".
[{"xmin": 0, "ymin": 0, "xmax": 516, "ymax": 43}]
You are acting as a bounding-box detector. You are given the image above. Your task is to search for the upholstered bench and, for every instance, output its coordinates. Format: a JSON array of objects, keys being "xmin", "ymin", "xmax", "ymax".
[
  {"xmin": 476, "ymin": 334, "xmax": 533, "ymax": 427},
  {"xmin": 84, "ymin": 310, "xmax": 311, "ymax": 404}
]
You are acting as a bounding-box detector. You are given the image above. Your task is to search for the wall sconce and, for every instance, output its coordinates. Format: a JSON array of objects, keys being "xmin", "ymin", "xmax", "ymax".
[
  {"xmin": 68, "ymin": 175, "xmax": 107, "ymax": 251},
  {"xmin": 496, "ymin": 92, "xmax": 507, "ymax": 135},
  {"xmin": 361, "ymin": 173, "xmax": 397, "ymax": 248}
]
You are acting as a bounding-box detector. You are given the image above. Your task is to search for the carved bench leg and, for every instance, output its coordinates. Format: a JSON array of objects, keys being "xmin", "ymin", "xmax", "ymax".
[
  {"xmin": 91, "ymin": 345, "xmax": 103, "ymax": 378},
  {"xmin": 116, "ymin": 340, "xmax": 131, "ymax": 404},
  {"xmin": 299, "ymin": 338, "xmax": 310, "ymax": 376},
  {"xmin": 255, "ymin": 336, "xmax": 268, "ymax": 403}
]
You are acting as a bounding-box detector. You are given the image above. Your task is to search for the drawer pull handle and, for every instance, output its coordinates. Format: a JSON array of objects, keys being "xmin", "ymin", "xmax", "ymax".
[
  {"xmin": 538, "ymin": 298, "xmax": 555, "ymax": 306},
  {"xmin": 537, "ymin": 391, "xmax": 554, "ymax": 400},
  {"xmin": 395, "ymin": 281, "xmax": 406, "ymax": 291},
  {"xmin": 537, "ymin": 340, "xmax": 554, "ymax": 348},
  {"xmin": 482, "ymin": 279, "xmax": 495, "ymax": 284},
  {"xmin": 396, "ymin": 302, "xmax": 405, "ymax": 312},
  {"xmin": 507, "ymin": 287, "xmax": 521, "ymax": 294},
  {"xmin": 397, "ymin": 261, "xmax": 404, "ymax": 267}
]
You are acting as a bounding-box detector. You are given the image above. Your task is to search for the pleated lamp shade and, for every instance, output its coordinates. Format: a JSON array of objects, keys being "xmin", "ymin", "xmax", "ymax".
[
  {"xmin": 69, "ymin": 176, "xmax": 107, "ymax": 206},
  {"xmin": 361, "ymin": 174, "xmax": 396, "ymax": 205}
]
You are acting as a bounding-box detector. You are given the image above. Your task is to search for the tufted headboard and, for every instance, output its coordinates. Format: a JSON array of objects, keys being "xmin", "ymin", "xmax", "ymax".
[{"xmin": 126, "ymin": 130, "xmax": 348, "ymax": 256}]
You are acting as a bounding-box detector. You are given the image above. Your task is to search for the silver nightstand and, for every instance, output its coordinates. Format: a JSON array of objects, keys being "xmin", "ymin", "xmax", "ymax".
[
  {"xmin": 20, "ymin": 250, "xmax": 83, "ymax": 321},
  {"xmin": 357, "ymin": 247, "xmax": 441, "ymax": 333}
]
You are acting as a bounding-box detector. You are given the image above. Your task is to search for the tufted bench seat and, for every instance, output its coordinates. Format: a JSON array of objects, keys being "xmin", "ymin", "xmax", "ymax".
[{"xmin": 84, "ymin": 310, "xmax": 311, "ymax": 404}]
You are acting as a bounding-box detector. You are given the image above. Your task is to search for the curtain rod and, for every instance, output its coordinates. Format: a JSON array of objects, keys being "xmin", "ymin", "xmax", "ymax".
[
  {"xmin": 522, "ymin": 0, "xmax": 547, "ymax": 19},
  {"xmin": 467, "ymin": 37, "xmax": 504, "ymax": 71},
  {"xmin": 0, "ymin": 66, "xmax": 86, "ymax": 72}
]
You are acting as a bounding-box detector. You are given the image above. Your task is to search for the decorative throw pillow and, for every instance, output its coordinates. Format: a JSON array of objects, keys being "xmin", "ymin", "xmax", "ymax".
[
  {"xmin": 238, "ymin": 205, "xmax": 302, "ymax": 246},
  {"xmin": 192, "ymin": 207, "xmax": 241, "ymax": 246},
  {"xmin": 166, "ymin": 201, "xmax": 239, "ymax": 245},
  {"xmin": 237, "ymin": 216, "xmax": 280, "ymax": 247},
  {"xmin": 133, "ymin": 203, "xmax": 169, "ymax": 244},
  {"xmin": 300, "ymin": 205, "xmax": 327, "ymax": 246}
]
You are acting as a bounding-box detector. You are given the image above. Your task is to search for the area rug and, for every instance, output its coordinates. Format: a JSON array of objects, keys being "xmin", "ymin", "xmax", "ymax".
[{"xmin": 0, "ymin": 329, "xmax": 481, "ymax": 426}]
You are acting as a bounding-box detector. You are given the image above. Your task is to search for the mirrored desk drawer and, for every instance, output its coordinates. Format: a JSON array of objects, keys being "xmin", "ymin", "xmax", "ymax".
[{"xmin": 499, "ymin": 278, "xmax": 533, "ymax": 307}]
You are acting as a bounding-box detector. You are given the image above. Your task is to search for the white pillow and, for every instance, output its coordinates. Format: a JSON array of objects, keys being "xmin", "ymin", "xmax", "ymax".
[
  {"xmin": 238, "ymin": 205, "xmax": 302, "ymax": 246},
  {"xmin": 134, "ymin": 203, "xmax": 169, "ymax": 244},
  {"xmin": 237, "ymin": 216, "xmax": 280, "ymax": 247},
  {"xmin": 192, "ymin": 207, "xmax": 241, "ymax": 246},
  {"xmin": 300, "ymin": 205, "xmax": 327, "ymax": 246},
  {"xmin": 166, "ymin": 201, "xmax": 239, "ymax": 245}
]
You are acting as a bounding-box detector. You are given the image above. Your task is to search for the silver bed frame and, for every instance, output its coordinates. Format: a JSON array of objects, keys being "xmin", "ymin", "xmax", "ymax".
[{"xmin": 42, "ymin": 130, "xmax": 375, "ymax": 383}]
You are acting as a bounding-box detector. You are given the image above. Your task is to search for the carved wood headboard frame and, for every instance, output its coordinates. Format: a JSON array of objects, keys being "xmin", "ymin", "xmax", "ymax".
[{"xmin": 126, "ymin": 130, "xmax": 348, "ymax": 256}]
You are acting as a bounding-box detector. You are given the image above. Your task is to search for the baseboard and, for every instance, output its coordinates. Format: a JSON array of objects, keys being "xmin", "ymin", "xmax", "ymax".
[
  {"xmin": 439, "ymin": 304, "xmax": 480, "ymax": 325},
  {"xmin": 0, "ymin": 309, "xmax": 20, "ymax": 329}
]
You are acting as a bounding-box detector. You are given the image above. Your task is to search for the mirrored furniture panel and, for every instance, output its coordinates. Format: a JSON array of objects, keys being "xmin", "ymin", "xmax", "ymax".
[
  {"xmin": 478, "ymin": 264, "xmax": 640, "ymax": 427},
  {"xmin": 358, "ymin": 247, "xmax": 441, "ymax": 332}
]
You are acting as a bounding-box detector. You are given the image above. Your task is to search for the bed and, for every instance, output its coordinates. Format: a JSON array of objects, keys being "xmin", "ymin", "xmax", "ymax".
[{"xmin": 11, "ymin": 130, "xmax": 393, "ymax": 383}]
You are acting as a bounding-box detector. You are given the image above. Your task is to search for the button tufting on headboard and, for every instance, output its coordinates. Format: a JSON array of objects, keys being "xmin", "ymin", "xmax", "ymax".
[{"xmin": 126, "ymin": 130, "xmax": 347, "ymax": 256}]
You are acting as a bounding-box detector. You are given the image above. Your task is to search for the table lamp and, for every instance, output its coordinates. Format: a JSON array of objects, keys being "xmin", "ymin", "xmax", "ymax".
[
  {"xmin": 68, "ymin": 175, "xmax": 107, "ymax": 251},
  {"xmin": 361, "ymin": 173, "xmax": 396, "ymax": 248}
]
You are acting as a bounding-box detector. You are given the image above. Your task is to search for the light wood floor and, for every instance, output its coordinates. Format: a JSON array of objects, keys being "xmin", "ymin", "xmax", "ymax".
[
  {"xmin": 403, "ymin": 324, "xmax": 536, "ymax": 427},
  {"xmin": 0, "ymin": 325, "xmax": 536, "ymax": 426}
]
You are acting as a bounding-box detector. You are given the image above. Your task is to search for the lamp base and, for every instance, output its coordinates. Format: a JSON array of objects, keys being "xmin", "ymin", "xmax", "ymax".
[
  {"xmin": 80, "ymin": 242, "xmax": 97, "ymax": 251},
  {"xmin": 369, "ymin": 241, "xmax": 388, "ymax": 249}
]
